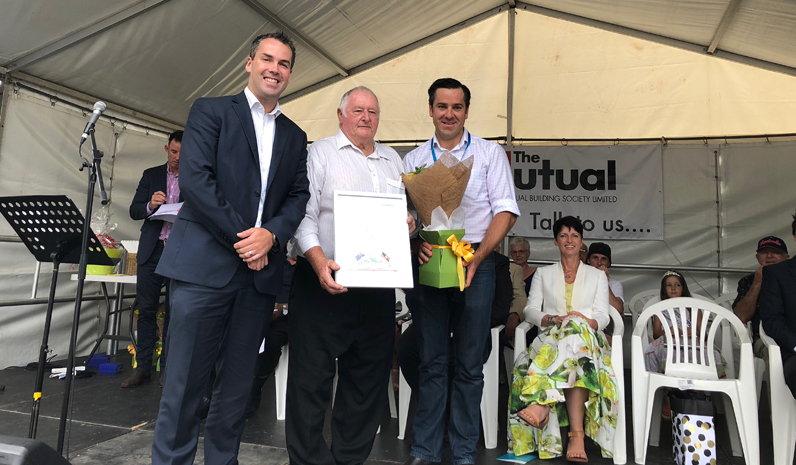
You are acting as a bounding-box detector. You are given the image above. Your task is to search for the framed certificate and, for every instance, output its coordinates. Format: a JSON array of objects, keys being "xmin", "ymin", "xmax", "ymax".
[{"xmin": 333, "ymin": 190, "xmax": 414, "ymax": 288}]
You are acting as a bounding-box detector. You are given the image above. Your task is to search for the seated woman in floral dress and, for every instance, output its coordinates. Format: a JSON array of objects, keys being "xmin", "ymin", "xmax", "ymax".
[{"xmin": 508, "ymin": 216, "xmax": 618, "ymax": 462}]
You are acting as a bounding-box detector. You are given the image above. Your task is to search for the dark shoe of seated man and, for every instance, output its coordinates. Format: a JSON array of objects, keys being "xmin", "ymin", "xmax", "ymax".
[
  {"xmin": 403, "ymin": 457, "xmax": 437, "ymax": 465},
  {"xmin": 121, "ymin": 370, "xmax": 151, "ymax": 388}
]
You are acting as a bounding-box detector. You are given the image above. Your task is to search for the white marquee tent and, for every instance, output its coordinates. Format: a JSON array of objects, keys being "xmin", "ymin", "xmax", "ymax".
[{"xmin": 1, "ymin": 0, "xmax": 796, "ymax": 368}]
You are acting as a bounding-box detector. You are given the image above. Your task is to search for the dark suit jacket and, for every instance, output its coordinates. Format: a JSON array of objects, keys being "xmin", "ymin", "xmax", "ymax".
[
  {"xmin": 156, "ymin": 92, "xmax": 310, "ymax": 295},
  {"xmin": 760, "ymin": 256, "xmax": 796, "ymax": 350},
  {"xmin": 130, "ymin": 163, "xmax": 183, "ymax": 265}
]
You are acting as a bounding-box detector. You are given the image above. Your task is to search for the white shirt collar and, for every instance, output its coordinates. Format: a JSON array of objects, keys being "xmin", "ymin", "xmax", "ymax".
[
  {"xmin": 432, "ymin": 128, "xmax": 470, "ymax": 152},
  {"xmin": 334, "ymin": 129, "xmax": 387, "ymax": 159},
  {"xmin": 244, "ymin": 86, "xmax": 282, "ymax": 117}
]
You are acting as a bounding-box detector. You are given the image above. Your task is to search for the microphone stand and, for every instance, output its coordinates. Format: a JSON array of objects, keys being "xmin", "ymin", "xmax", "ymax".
[{"xmin": 57, "ymin": 127, "xmax": 108, "ymax": 454}]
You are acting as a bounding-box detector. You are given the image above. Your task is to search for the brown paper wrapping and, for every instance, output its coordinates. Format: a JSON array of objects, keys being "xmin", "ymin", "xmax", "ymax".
[{"xmin": 401, "ymin": 152, "xmax": 473, "ymax": 227}]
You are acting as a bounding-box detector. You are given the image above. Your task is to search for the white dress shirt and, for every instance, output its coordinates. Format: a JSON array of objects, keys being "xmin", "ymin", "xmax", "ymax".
[
  {"xmin": 244, "ymin": 86, "xmax": 281, "ymax": 228},
  {"xmin": 294, "ymin": 130, "xmax": 406, "ymax": 259},
  {"xmin": 403, "ymin": 128, "xmax": 520, "ymax": 243}
]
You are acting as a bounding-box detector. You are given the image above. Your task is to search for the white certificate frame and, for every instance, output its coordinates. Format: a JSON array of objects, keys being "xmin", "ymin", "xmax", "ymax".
[{"xmin": 333, "ymin": 190, "xmax": 413, "ymax": 289}]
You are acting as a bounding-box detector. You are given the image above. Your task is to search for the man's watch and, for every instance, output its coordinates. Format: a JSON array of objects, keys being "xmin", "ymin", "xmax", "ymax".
[{"xmin": 270, "ymin": 231, "xmax": 280, "ymax": 253}]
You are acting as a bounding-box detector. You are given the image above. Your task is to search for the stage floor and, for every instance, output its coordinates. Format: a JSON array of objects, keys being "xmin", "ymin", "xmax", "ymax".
[{"xmin": 0, "ymin": 353, "xmax": 759, "ymax": 464}]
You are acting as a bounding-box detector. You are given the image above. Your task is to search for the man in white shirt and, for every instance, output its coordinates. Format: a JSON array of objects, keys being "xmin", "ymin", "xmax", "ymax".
[
  {"xmin": 288, "ymin": 87, "xmax": 414, "ymax": 465},
  {"xmin": 586, "ymin": 242, "xmax": 624, "ymax": 315},
  {"xmin": 403, "ymin": 78, "xmax": 519, "ymax": 465},
  {"xmin": 586, "ymin": 242, "xmax": 623, "ymax": 343}
]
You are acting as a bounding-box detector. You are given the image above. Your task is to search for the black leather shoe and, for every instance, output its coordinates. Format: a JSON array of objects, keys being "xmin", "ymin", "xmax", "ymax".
[
  {"xmin": 402, "ymin": 457, "xmax": 435, "ymax": 465},
  {"xmin": 120, "ymin": 370, "xmax": 151, "ymax": 388}
]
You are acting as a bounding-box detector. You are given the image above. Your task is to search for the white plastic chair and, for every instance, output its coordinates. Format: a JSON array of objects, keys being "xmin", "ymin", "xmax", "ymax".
[
  {"xmin": 715, "ymin": 293, "xmax": 765, "ymax": 400},
  {"xmin": 513, "ymin": 308, "xmax": 627, "ymax": 464},
  {"xmin": 639, "ymin": 293, "xmax": 738, "ymax": 379},
  {"xmin": 760, "ymin": 324, "xmax": 796, "ymax": 465},
  {"xmin": 628, "ymin": 289, "xmax": 659, "ymax": 335},
  {"xmin": 479, "ymin": 324, "xmax": 504, "ymax": 449},
  {"xmin": 631, "ymin": 297, "xmax": 759, "ymax": 465},
  {"xmin": 273, "ymin": 343, "xmax": 289, "ymax": 420},
  {"xmin": 714, "ymin": 292, "xmax": 737, "ymax": 310},
  {"xmin": 396, "ymin": 323, "xmax": 504, "ymax": 450}
]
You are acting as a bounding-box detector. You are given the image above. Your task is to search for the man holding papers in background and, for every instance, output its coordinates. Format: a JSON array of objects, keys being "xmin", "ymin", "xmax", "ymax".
[
  {"xmin": 122, "ymin": 129, "xmax": 183, "ymax": 388},
  {"xmin": 403, "ymin": 78, "xmax": 519, "ymax": 465},
  {"xmin": 289, "ymin": 86, "xmax": 415, "ymax": 465}
]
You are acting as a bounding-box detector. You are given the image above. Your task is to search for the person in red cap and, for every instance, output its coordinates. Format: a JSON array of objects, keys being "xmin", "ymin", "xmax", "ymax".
[
  {"xmin": 733, "ymin": 235, "xmax": 789, "ymax": 357},
  {"xmin": 761, "ymin": 213, "xmax": 796, "ymax": 397}
]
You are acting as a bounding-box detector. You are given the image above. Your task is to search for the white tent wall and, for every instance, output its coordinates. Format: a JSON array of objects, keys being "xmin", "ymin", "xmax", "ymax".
[
  {"xmin": 281, "ymin": 13, "xmax": 509, "ymax": 141},
  {"xmin": 0, "ymin": 87, "xmax": 171, "ymax": 369},
  {"xmin": 513, "ymin": 139, "xmax": 796, "ymax": 309},
  {"xmin": 512, "ymin": 10, "xmax": 796, "ymax": 139},
  {"xmin": 281, "ymin": 9, "xmax": 796, "ymax": 142}
]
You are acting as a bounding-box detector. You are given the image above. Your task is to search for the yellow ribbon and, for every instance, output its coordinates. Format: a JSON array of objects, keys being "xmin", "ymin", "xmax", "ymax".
[
  {"xmin": 430, "ymin": 234, "xmax": 475, "ymax": 291},
  {"xmin": 127, "ymin": 344, "xmax": 137, "ymax": 369}
]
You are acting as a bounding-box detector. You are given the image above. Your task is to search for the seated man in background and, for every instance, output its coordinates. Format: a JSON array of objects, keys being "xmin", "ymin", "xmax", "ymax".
[
  {"xmin": 734, "ymin": 236, "xmax": 789, "ymax": 358},
  {"xmin": 760, "ymin": 214, "xmax": 796, "ymax": 397},
  {"xmin": 496, "ymin": 244, "xmax": 528, "ymax": 340},
  {"xmin": 586, "ymin": 242, "xmax": 622, "ymax": 344}
]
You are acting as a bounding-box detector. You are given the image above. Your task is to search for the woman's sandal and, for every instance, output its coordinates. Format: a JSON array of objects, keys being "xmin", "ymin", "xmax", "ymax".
[
  {"xmin": 566, "ymin": 430, "xmax": 588, "ymax": 463},
  {"xmin": 517, "ymin": 404, "xmax": 550, "ymax": 429}
]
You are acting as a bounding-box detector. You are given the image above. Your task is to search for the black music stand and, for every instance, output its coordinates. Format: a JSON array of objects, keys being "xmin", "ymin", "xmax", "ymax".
[{"xmin": 0, "ymin": 195, "xmax": 111, "ymax": 440}]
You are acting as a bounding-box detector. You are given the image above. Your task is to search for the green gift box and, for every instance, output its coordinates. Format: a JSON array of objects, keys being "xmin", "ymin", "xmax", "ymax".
[{"xmin": 419, "ymin": 229, "xmax": 466, "ymax": 289}]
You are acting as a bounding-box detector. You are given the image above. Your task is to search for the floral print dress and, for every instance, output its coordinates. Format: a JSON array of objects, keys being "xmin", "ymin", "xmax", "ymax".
[{"xmin": 508, "ymin": 309, "xmax": 618, "ymax": 459}]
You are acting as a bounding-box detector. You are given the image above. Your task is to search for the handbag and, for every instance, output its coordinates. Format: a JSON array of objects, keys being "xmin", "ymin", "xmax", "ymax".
[{"xmin": 669, "ymin": 390, "xmax": 716, "ymax": 465}]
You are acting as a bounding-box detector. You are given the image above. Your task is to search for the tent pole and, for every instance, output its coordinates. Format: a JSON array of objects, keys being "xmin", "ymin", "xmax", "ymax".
[
  {"xmin": 0, "ymin": 79, "xmax": 10, "ymax": 160},
  {"xmin": 714, "ymin": 148, "xmax": 724, "ymax": 296},
  {"xmin": 507, "ymin": 7, "xmax": 516, "ymax": 147}
]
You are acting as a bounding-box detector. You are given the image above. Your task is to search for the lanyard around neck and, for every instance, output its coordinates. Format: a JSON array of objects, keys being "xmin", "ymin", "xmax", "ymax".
[{"xmin": 431, "ymin": 132, "xmax": 471, "ymax": 163}]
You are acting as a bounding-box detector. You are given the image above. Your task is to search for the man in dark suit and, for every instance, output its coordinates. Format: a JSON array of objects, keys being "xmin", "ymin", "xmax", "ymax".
[
  {"xmin": 122, "ymin": 130, "xmax": 183, "ymax": 388},
  {"xmin": 151, "ymin": 32, "xmax": 310, "ymax": 465},
  {"xmin": 760, "ymin": 211, "xmax": 796, "ymax": 398}
]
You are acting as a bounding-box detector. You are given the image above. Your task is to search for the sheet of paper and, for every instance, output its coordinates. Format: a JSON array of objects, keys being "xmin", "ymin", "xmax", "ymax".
[
  {"xmin": 497, "ymin": 453, "xmax": 536, "ymax": 463},
  {"xmin": 149, "ymin": 202, "xmax": 183, "ymax": 223},
  {"xmin": 333, "ymin": 191, "xmax": 413, "ymax": 288}
]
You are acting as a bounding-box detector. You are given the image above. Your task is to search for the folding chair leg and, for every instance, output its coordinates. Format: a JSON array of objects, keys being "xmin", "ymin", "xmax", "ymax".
[
  {"xmin": 648, "ymin": 390, "xmax": 663, "ymax": 448},
  {"xmin": 754, "ymin": 357, "xmax": 765, "ymax": 405},
  {"xmin": 398, "ymin": 369, "xmax": 411, "ymax": 440},
  {"xmin": 720, "ymin": 394, "xmax": 743, "ymax": 458},
  {"xmin": 388, "ymin": 378, "xmax": 397, "ymax": 419}
]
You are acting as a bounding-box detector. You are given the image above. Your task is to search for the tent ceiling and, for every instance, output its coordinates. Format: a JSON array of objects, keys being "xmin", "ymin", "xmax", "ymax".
[{"xmin": 2, "ymin": 0, "xmax": 796, "ymax": 127}]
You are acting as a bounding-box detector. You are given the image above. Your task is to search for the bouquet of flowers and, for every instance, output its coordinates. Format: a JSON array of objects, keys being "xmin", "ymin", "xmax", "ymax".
[{"xmin": 401, "ymin": 152, "xmax": 474, "ymax": 290}]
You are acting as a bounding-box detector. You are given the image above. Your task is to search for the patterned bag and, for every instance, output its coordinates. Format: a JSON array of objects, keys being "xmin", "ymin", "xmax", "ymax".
[{"xmin": 670, "ymin": 391, "xmax": 716, "ymax": 465}]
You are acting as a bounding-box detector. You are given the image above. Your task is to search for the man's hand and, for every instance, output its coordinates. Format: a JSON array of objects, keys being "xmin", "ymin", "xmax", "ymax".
[
  {"xmin": 598, "ymin": 265, "xmax": 610, "ymax": 277},
  {"xmin": 418, "ymin": 241, "xmax": 432, "ymax": 265},
  {"xmin": 506, "ymin": 313, "xmax": 521, "ymax": 339},
  {"xmin": 305, "ymin": 246, "xmax": 347, "ymax": 295},
  {"xmin": 149, "ymin": 191, "xmax": 166, "ymax": 211},
  {"xmin": 235, "ymin": 228, "xmax": 274, "ymax": 264},
  {"xmin": 462, "ymin": 252, "xmax": 485, "ymax": 288},
  {"xmin": 407, "ymin": 212, "xmax": 416, "ymax": 234},
  {"xmin": 314, "ymin": 258, "xmax": 347, "ymax": 295},
  {"xmin": 753, "ymin": 266, "xmax": 764, "ymax": 284},
  {"xmin": 246, "ymin": 255, "xmax": 268, "ymax": 271}
]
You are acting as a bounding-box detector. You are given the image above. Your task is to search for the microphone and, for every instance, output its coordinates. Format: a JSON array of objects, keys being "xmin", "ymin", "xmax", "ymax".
[{"xmin": 80, "ymin": 101, "xmax": 106, "ymax": 144}]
